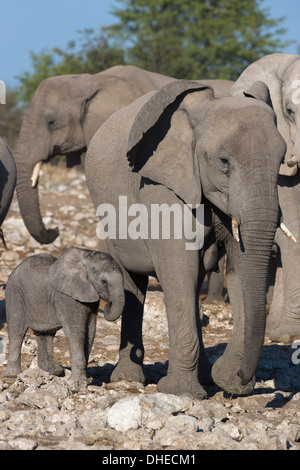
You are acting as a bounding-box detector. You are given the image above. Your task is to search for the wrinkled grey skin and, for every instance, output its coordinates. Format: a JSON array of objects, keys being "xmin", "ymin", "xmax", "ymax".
[
  {"xmin": 231, "ymin": 53, "xmax": 300, "ymax": 342},
  {"xmin": 85, "ymin": 79, "xmax": 286, "ymax": 398},
  {"xmin": 0, "ymin": 138, "xmax": 16, "ymax": 233},
  {"xmin": 4, "ymin": 246, "xmax": 124, "ymax": 389},
  {"xmin": 14, "ymin": 62, "xmax": 233, "ymax": 247}
]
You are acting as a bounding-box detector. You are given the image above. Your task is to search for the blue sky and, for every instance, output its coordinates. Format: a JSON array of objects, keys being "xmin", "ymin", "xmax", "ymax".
[{"xmin": 0, "ymin": 0, "xmax": 299, "ymax": 88}]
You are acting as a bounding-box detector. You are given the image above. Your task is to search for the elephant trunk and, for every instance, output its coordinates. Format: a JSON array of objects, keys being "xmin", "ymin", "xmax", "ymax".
[
  {"xmin": 14, "ymin": 125, "xmax": 59, "ymax": 244},
  {"xmin": 237, "ymin": 208, "xmax": 278, "ymax": 385},
  {"xmin": 102, "ymin": 272, "xmax": 125, "ymax": 322}
]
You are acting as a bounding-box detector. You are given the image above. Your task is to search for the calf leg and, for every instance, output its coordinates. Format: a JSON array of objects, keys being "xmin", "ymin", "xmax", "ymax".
[
  {"xmin": 4, "ymin": 296, "xmax": 27, "ymax": 377},
  {"xmin": 35, "ymin": 333, "xmax": 64, "ymax": 376}
]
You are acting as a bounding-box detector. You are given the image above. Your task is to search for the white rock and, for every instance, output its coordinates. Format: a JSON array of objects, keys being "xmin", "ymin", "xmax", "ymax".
[
  {"xmin": 8, "ymin": 437, "xmax": 38, "ymax": 450},
  {"xmin": 17, "ymin": 389, "xmax": 60, "ymax": 409},
  {"xmin": 107, "ymin": 396, "xmax": 142, "ymax": 432}
]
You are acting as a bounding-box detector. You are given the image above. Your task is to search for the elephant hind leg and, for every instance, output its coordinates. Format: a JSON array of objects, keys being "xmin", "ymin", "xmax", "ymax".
[
  {"xmin": 35, "ymin": 333, "xmax": 64, "ymax": 376},
  {"xmin": 4, "ymin": 297, "xmax": 27, "ymax": 377},
  {"xmin": 4, "ymin": 327, "xmax": 27, "ymax": 377},
  {"xmin": 110, "ymin": 272, "xmax": 148, "ymax": 385}
]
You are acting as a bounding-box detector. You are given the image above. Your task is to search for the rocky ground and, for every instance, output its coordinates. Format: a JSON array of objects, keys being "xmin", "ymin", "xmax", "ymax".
[{"xmin": 0, "ymin": 164, "xmax": 300, "ymax": 451}]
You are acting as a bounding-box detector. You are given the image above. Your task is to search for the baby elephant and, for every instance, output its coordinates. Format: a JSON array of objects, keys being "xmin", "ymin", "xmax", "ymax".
[{"xmin": 4, "ymin": 246, "xmax": 124, "ymax": 388}]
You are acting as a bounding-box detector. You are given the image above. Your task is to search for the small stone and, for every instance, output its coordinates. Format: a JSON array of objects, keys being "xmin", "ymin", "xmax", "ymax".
[
  {"xmin": 198, "ymin": 417, "xmax": 214, "ymax": 432},
  {"xmin": 8, "ymin": 438, "xmax": 38, "ymax": 450},
  {"xmin": 107, "ymin": 396, "xmax": 142, "ymax": 432},
  {"xmin": 165, "ymin": 415, "xmax": 199, "ymax": 433},
  {"xmin": 17, "ymin": 389, "xmax": 60, "ymax": 409}
]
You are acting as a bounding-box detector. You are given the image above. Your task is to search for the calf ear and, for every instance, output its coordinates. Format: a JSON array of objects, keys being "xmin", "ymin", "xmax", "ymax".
[
  {"xmin": 49, "ymin": 247, "xmax": 99, "ymax": 303},
  {"xmin": 127, "ymin": 80, "xmax": 214, "ymax": 208}
]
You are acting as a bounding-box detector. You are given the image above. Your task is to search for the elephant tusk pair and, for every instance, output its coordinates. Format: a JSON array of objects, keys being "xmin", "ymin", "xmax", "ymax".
[
  {"xmin": 31, "ymin": 161, "xmax": 43, "ymax": 188},
  {"xmin": 232, "ymin": 217, "xmax": 297, "ymax": 244}
]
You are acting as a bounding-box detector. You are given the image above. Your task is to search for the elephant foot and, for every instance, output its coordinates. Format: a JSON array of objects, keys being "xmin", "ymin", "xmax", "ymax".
[
  {"xmin": 268, "ymin": 322, "xmax": 300, "ymax": 344},
  {"xmin": 266, "ymin": 311, "xmax": 281, "ymax": 334},
  {"xmin": 4, "ymin": 362, "xmax": 22, "ymax": 378},
  {"xmin": 157, "ymin": 371, "xmax": 207, "ymax": 400},
  {"xmin": 68, "ymin": 375, "xmax": 89, "ymax": 392},
  {"xmin": 211, "ymin": 357, "xmax": 255, "ymax": 396},
  {"xmin": 38, "ymin": 360, "xmax": 65, "ymax": 377},
  {"xmin": 110, "ymin": 359, "xmax": 146, "ymax": 384}
]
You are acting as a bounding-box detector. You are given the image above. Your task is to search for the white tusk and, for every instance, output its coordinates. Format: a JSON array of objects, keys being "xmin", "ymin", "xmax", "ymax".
[
  {"xmin": 31, "ymin": 162, "xmax": 42, "ymax": 188},
  {"xmin": 280, "ymin": 222, "xmax": 297, "ymax": 243},
  {"xmin": 232, "ymin": 217, "xmax": 240, "ymax": 243}
]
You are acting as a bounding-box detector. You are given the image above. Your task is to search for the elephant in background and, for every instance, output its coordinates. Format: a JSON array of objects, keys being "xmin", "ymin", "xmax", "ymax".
[
  {"xmin": 14, "ymin": 65, "xmax": 176, "ymax": 246},
  {"xmin": 0, "ymin": 138, "xmax": 16, "ymax": 243},
  {"xmin": 14, "ymin": 62, "xmax": 233, "ymax": 247},
  {"xmin": 85, "ymin": 79, "xmax": 287, "ymax": 398},
  {"xmin": 231, "ymin": 53, "xmax": 300, "ymax": 343},
  {"xmin": 4, "ymin": 246, "xmax": 124, "ymax": 389}
]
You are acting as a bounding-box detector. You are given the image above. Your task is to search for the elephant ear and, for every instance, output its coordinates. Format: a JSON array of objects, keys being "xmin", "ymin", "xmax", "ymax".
[
  {"xmin": 242, "ymin": 80, "xmax": 273, "ymax": 108},
  {"xmin": 49, "ymin": 246, "xmax": 99, "ymax": 303},
  {"xmin": 127, "ymin": 80, "xmax": 215, "ymax": 207},
  {"xmin": 79, "ymin": 73, "xmax": 145, "ymax": 145}
]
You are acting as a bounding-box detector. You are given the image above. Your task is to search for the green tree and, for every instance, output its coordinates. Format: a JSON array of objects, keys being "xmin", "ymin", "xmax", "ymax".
[
  {"xmin": 105, "ymin": 0, "xmax": 293, "ymax": 80},
  {"xmin": 15, "ymin": 29, "xmax": 125, "ymax": 106}
]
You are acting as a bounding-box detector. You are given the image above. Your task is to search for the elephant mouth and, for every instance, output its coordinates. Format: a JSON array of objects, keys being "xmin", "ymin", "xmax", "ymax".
[
  {"xmin": 30, "ymin": 149, "xmax": 84, "ymax": 188},
  {"xmin": 231, "ymin": 215, "xmax": 297, "ymax": 244}
]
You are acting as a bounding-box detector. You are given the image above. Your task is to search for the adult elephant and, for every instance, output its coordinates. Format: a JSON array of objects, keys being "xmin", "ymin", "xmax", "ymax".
[
  {"xmin": 14, "ymin": 65, "xmax": 177, "ymax": 245},
  {"xmin": 0, "ymin": 138, "xmax": 16, "ymax": 239},
  {"xmin": 231, "ymin": 53, "xmax": 300, "ymax": 342},
  {"xmin": 85, "ymin": 79, "xmax": 287, "ymax": 398},
  {"xmin": 14, "ymin": 64, "xmax": 233, "ymax": 247}
]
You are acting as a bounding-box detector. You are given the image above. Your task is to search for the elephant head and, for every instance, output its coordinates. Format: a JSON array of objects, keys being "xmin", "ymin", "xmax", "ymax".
[
  {"xmin": 127, "ymin": 79, "xmax": 286, "ymax": 388},
  {"xmin": 15, "ymin": 66, "xmax": 173, "ymax": 245},
  {"xmin": 231, "ymin": 53, "xmax": 300, "ymax": 176},
  {"xmin": 49, "ymin": 246, "xmax": 124, "ymax": 322}
]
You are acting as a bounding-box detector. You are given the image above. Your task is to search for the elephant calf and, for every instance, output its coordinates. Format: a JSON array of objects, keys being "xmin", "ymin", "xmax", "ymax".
[{"xmin": 4, "ymin": 246, "xmax": 124, "ymax": 389}]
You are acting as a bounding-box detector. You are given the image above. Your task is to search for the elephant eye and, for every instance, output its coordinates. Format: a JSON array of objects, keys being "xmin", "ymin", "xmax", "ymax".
[
  {"xmin": 47, "ymin": 119, "xmax": 56, "ymax": 130},
  {"xmin": 220, "ymin": 157, "xmax": 230, "ymax": 175},
  {"xmin": 286, "ymin": 106, "xmax": 295, "ymax": 122}
]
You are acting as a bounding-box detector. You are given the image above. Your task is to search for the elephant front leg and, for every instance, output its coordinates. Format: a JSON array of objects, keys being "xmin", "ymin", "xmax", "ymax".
[
  {"xmin": 211, "ymin": 269, "xmax": 255, "ymax": 395},
  {"xmin": 59, "ymin": 310, "xmax": 93, "ymax": 391},
  {"xmin": 268, "ymin": 235, "xmax": 300, "ymax": 342},
  {"xmin": 267, "ymin": 180, "xmax": 300, "ymax": 342},
  {"xmin": 152, "ymin": 244, "xmax": 208, "ymax": 399},
  {"xmin": 156, "ymin": 287, "xmax": 207, "ymax": 399}
]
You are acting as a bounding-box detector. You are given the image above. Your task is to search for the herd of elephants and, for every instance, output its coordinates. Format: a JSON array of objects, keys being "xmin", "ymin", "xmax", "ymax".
[{"xmin": 1, "ymin": 52, "xmax": 300, "ymax": 399}]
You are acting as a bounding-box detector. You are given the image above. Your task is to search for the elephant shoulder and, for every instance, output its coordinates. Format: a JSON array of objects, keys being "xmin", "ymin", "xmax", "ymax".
[{"xmin": 7, "ymin": 254, "xmax": 56, "ymax": 291}]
